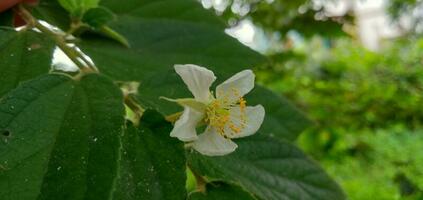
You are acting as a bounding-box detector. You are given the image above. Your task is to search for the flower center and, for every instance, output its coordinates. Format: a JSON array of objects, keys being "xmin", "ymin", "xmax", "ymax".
[{"xmin": 205, "ymin": 95, "xmax": 247, "ymax": 137}]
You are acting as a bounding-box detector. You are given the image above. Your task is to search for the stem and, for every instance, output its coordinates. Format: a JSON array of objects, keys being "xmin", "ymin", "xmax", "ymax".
[
  {"xmin": 17, "ymin": 5, "xmax": 97, "ymax": 73},
  {"xmin": 188, "ymin": 164, "xmax": 207, "ymax": 193},
  {"xmin": 124, "ymin": 94, "xmax": 145, "ymax": 126},
  {"xmin": 67, "ymin": 20, "xmax": 82, "ymax": 35}
]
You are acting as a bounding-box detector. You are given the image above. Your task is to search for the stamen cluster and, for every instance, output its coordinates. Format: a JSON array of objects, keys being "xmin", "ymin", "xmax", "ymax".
[{"xmin": 205, "ymin": 94, "xmax": 247, "ymax": 137}]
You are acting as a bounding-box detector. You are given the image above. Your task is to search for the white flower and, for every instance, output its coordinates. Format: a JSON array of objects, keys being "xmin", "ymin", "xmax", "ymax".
[{"xmin": 167, "ymin": 64, "xmax": 265, "ymax": 156}]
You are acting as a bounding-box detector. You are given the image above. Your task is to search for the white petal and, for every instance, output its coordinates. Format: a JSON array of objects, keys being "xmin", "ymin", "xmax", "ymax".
[
  {"xmin": 170, "ymin": 106, "xmax": 204, "ymax": 142},
  {"xmin": 174, "ymin": 64, "xmax": 216, "ymax": 102},
  {"xmin": 193, "ymin": 127, "xmax": 238, "ymax": 156},
  {"xmin": 216, "ymin": 70, "xmax": 255, "ymax": 103},
  {"xmin": 225, "ymin": 105, "xmax": 265, "ymax": 139}
]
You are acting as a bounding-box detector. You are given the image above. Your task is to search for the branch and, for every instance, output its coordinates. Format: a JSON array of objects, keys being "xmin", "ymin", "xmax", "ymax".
[{"xmin": 17, "ymin": 4, "xmax": 98, "ymax": 73}]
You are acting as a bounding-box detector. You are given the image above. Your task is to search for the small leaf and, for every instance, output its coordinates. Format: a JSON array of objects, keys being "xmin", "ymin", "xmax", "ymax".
[
  {"xmin": 188, "ymin": 182, "xmax": 256, "ymax": 200},
  {"xmin": 58, "ymin": 0, "xmax": 100, "ymax": 17},
  {"xmin": 96, "ymin": 25, "xmax": 130, "ymax": 48},
  {"xmin": 0, "ymin": 28, "xmax": 55, "ymax": 97},
  {"xmin": 0, "ymin": 73, "xmax": 125, "ymax": 199},
  {"xmin": 187, "ymin": 135, "xmax": 346, "ymax": 200},
  {"xmin": 82, "ymin": 6, "xmax": 115, "ymax": 28},
  {"xmin": 113, "ymin": 110, "xmax": 186, "ymax": 200}
]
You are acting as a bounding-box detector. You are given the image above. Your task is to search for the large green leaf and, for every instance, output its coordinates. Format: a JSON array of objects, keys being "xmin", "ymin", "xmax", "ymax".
[
  {"xmin": 0, "ymin": 28, "xmax": 55, "ymax": 97},
  {"xmin": 76, "ymin": 0, "xmax": 310, "ymax": 141},
  {"xmin": 188, "ymin": 183, "xmax": 256, "ymax": 200},
  {"xmin": 0, "ymin": 73, "xmax": 125, "ymax": 200},
  {"xmin": 30, "ymin": 0, "xmax": 312, "ymax": 140},
  {"xmin": 78, "ymin": 0, "xmax": 261, "ymax": 80},
  {"xmin": 114, "ymin": 111, "xmax": 186, "ymax": 200},
  {"xmin": 187, "ymin": 135, "xmax": 346, "ymax": 200},
  {"xmin": 76, "ymin": 0, "xmax": 257, "ymax": 78}
]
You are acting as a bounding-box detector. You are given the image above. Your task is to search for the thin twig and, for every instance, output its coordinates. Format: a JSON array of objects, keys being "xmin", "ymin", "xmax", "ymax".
[
  {"xmin": 188, "ymin": 164, "xmax": 207, "ymax": 193},
  {"xmin": 17, "ymin": 5, "xmax": 98, "ymax": 73},
  {"xmin": 124, "ymin": 94, "xmax": 145, "ymax": 126}
]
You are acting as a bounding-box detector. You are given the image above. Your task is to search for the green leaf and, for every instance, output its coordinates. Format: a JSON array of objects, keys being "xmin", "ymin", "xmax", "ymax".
[
  {"xmin": 81, "ymin": 7, "xmax": 129, "ymax": 47},
  {"xmin": 187, "ymin": 135, "xmax": 346, "ymax": 200},
  {"xmin": 79, "ymin": 0, "xmax": 310, "ymax": 141},
  {"xmin": 30, "ymin": 0, "xmax": 312, "ymax": 140},
  {"xmin": 188, "ymin": 182, "xmax": 256, "ymax": 200},
  {"xmin": 99, "ymin": 0, "xmax": 226, "ymax": 28},
  {"xmin": 0, "ymin": 73, "xmax": 125, "ymax": 200},
  {"xmin": 0, "ymin": 28, "xmax": 55, "ymax": 97},
  {"xmin": 113, "ymin": 110, "xmax": 186, "ymax": 200},
  {"xmin": 58, "ymin": 0, "xmax": 100, "ymax": 17},
  {"xmin": 77, "ymin": 0, "xmax": 262, "ymax": 80}
]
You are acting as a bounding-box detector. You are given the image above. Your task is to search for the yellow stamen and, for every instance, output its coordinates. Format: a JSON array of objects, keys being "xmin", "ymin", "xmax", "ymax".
[{"xmin": 205, "ymin": 89, "xmax": 248, "ymax": 137}]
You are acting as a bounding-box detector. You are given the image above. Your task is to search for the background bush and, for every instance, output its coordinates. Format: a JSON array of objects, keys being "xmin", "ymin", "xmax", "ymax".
[{"xmin": 256, "ymin": 37, "xmax": 423, "ymax": 199}]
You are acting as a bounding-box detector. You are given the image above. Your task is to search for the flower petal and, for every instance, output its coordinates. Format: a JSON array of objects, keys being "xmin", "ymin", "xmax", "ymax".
[
  {"xmin": 170, "ymin": 106, "xmax": 204, "ymax": 142},
  {"xmin": 225, "ymin": 105, "xmax": 265, "ymax": 139},
  {"xmin": 193, "ymin": 127, "xmax": 238, "ymax": 156},
  {"xmin": 216, "ymin": 70, "xmax": 255, "ymax": 103},
  {"xmin": 174, "ymin": 64, "xmax": 216, "ymax": 102}
]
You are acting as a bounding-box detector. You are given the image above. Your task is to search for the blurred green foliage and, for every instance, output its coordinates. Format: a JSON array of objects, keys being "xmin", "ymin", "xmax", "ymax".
[
  {"xmin": 214, "ymin": 0, "xmax": 423, "ymax": 198},
  {"xmin": 209, "ymin": 0, "xmax": 347, "ymax": 38},
  {"xmin": 389, "ymin": 0, "xmax": 419, "ymax": 18},
  {"xmin": 256, "ymin": 37, "xmax": 423, "ymax": 199},
  {"xmin": 258, "ymin": 37, "xmax": 423, "ymax": 153},
  {"xmin": 245, "ymin": 0, "xmax": 348, "ymax": 38},
  {"xmin": 324, "ymin": 130, "xmax": 423, "ymax": 200}
]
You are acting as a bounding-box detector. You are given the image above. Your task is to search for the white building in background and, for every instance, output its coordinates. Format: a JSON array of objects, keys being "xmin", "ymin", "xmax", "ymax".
[
  {"xmin": 214, "ymin": 0, "xmax": 416, "ymax": 51},
  {"xmin": 323, "ymin": 0, "xmax": 411, "ymax": 51}
]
